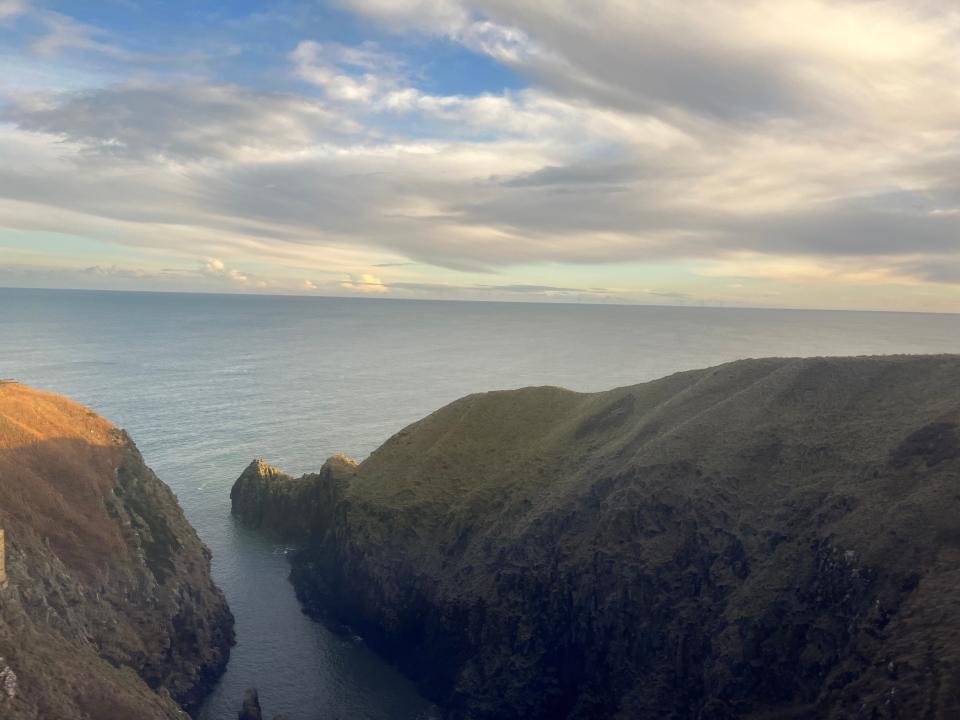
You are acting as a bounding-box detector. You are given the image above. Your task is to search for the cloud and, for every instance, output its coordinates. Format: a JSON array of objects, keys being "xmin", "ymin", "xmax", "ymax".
[
  {"xmin": 4, "ymin": 82, "xmax": 360, "ymax": 161},
  {"xmin": 28, "ymin": 11, "xmax": 149, "ymax": 60},
  {"xmin": 83, "ymin": 264, "xmax": 150, "ymax": 279},
  {"xmin": 2, "ymin": 1, "xmax": 960, "ymax": 309},
  {"xmin": 291, "ymin": 38, "xmax": 690, "ymax": 153},
  {"xmin": 203, "ymin": 257, "xmax": 227, "ymax": 273},
  {"xmin": 291, "ymin": 41, "xmax": 388, "ymax": 102},
  {"xmin": 696, "ymin": 253, "xmax": 930, "ymax": 287},
  {"xmin": 31, "ymin": 12, "xmax": 104, "ymax": 57},
  {"xmin": 0, "ymin": 0, "xmax": 26, "ymax": 21},
  {"xmin": 501, "ymin": 162, "xmax": 640, "ymax": 188},
  {"xmin": 1, "ymin": 63, "xmax": 956, "ymax": 283},
  {"xmin": 335, "ymin": 0, "xmax": 537, "ymax": 65},
  {"xmin": 904, "ymin": 258, "xmax": 960, "ymax": 285},
  {"xmin": 340, "ymin": 273, "xmax": 389, "ymax": 293},
  {"xmin": 334, "ymin": 0, "xmax": 468, "ymax": 34},
  {"xmin": 379, "ymin": 0, "xmax": 960, "ymax": 127},
  {"xmin": 201, "ymin": 257, "xmax": 258, "ymax": 286}
]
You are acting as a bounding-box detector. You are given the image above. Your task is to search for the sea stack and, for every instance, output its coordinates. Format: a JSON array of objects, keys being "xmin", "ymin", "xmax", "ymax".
[
  {"xmin": 234, "ymin": 355, "xmax": 960, "ymax": 720},
  {"xmin": 0, "ymin": 382, "xmax": 234, "ymax": 719}
]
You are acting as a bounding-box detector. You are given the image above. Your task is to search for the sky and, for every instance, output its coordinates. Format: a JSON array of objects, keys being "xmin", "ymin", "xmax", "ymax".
[{"xmin": 0, "ymin": 0, "xmax": 958, "ymax": 311}]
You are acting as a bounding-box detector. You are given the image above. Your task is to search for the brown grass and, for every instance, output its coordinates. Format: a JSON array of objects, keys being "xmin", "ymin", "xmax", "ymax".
[{"xmin": 0, "ymin": 382, "xmax": 127, "ymax": 575}]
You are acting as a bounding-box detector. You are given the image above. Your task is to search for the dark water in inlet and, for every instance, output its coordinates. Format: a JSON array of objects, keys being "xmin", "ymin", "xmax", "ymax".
[{"xmin": 2, "ymin": 287, "xmax": 959, "ymax": 719}]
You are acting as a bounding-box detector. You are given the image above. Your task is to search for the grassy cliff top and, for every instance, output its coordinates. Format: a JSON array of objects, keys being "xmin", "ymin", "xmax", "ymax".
[
  {"xmin": 0, "ymin": 382, "xmax": 128, "ymax": 572},
  {"xmin": 353, "ymin": 354, "xmax": 960, "ymax": 500}
]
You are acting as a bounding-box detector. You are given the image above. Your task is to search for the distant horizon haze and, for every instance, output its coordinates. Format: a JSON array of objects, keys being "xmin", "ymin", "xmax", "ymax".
[{"xmin": 2, "ymin": 284, "xmax": 959, "ymax": 317}]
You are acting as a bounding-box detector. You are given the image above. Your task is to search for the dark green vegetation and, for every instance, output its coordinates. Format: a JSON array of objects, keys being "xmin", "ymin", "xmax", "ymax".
[
  {"xmin": 0, "ymin": 383, "xmax": 233, "ymax": 719},
  {"xmin": 232, "ymin": 356, "xmax": 960, "ymax": 719}
]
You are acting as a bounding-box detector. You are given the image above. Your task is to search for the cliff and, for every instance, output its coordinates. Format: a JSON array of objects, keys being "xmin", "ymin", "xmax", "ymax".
[
  {"xmin": 232, "ymin": 355, "xmax": 960, "ymax": 719},
  {"xmin": 0, "ymin": 381, "xmax": 233, "ymax": 719}
]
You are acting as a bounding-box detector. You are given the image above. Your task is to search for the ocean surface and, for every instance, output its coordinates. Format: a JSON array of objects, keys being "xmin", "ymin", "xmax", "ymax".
[{"xmin": 2, "ymin": 287, "xmax": 959, "ymax": 719}]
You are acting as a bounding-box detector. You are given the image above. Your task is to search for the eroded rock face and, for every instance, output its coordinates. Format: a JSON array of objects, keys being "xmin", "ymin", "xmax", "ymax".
[
  {"xmin": 0, "ymin": 382, "xmax": 233, "ymax": 719},
  {"xmin": 0, "ymin": 658, "xmax": 17, "ymax": 701},
  {"xmin": 231, "ymin": 455, "xmax": 354, "ymax": 538},
  {"xmin": 233, "ymin": 356, "xmax": 960, "ymax": 719}
]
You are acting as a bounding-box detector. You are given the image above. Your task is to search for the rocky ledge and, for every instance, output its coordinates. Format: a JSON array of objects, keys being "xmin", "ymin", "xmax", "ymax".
[
  {"xmin": 233, "ymin": 355, "xmax": 960, "ymax": 719},
  {"xmin": 0, "ymin": 382, "xmax": 233, "ymax": 719}
]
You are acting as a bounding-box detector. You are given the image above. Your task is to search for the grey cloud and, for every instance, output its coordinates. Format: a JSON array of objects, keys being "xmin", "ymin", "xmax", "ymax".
[
  {"xmin": 4, "ymin": 126, "xmax": 955, "ymax": 277},
  {"xmin": 899, "ymin": 258, "xmax": 960, "ymax": 285},
  {"xmin": 500, "ymin": 162, "xmax": 640, "ymax": 188},
  {"xmin": 727, "ymin": 202, "xmax": 960, "ymax": 257},
  {"xmin": 456, "ymin": 172, "xmax": 960, "ymax": 263},
  {"xmin": 3, "ymin": 100, "xmax": 957, "ymax": 277},
  {"xmin": 448, "ymin": 177, "xmax": 726, "ymax": 262},
  {"xmin": 529, "ymin": 38, "xmax": 800, "ymax": 122},
  {"xmin": 194, "ymin": 161, "xmax": 394, "ymax": 235},
  {"xmin": 83, "ymin": 264, "xmax": 151, "ymax": 279},
  {"xmin": 5, "ymin": 83, "xmax": 359, "ymax": 161},
  {"xmin": 468, "ymin": 1, "xmax": 959, "ymax": 127}
]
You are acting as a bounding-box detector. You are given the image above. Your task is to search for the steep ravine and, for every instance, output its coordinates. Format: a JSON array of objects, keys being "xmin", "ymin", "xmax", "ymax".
[
  {"xmin": 0, "ymin": 382, "xmax": 233, "ymax": 719},
  {"xmin": 232, "ymin": 355, "xmax": 960, "ymax": 719}
]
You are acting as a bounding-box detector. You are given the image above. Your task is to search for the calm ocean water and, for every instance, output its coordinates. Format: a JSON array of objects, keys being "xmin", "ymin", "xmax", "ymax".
[{"xmin": 2, "ymin": 287, "xmax": 959, "ymax": 719}]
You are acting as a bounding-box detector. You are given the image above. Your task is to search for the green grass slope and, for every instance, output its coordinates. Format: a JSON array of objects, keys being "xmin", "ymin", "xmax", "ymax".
[{"xmin": 235, "ymin": 355, "xmax": 960, "ymax": 719}]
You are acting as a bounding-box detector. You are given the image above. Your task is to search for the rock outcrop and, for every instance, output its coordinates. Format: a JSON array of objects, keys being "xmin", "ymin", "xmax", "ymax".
[
  {"xmin": 239, "ymin": 687, "xmax": 263, "ymax": 720},
  {"xmin": 236, "ymin": 686, "xmax": 289, "ymax": 720},
  {"xmin": 0, "ymin": 382, "xmax": 233, "ymax": 719},
  {"xmin": 233, "ymin": 355, "xmax": 960, "ymax": 719}
]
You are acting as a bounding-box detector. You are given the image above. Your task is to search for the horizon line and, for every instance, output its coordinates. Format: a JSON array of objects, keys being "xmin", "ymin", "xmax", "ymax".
[{"xmin": 2, "ymin": 284, "xmax": 958, "ymax": 317}]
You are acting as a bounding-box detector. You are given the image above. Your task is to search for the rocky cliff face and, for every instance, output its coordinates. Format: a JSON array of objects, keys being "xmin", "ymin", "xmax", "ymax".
[
  {"xmin": 0, "ymin": 382, "xmax": 233, "ymax": 719},
  {"xmin": 232, "ymin": 356, "xmax": 960, "ymax": 719}
]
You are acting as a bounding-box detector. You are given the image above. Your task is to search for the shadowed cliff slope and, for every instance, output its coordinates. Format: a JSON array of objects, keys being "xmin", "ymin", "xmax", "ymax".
[
  {"xmin": 0, "ymin": 381, "xmax": 233, "ymax": 719},
  {"xmin": 233, "ymin": 355, "xmax": 960, "ymax": 719}
]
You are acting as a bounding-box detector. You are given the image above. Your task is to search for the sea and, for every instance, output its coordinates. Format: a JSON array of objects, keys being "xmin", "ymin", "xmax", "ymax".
[{"xmin": 2, "ymin": 287, "xmax": 958, "ymax": 719}]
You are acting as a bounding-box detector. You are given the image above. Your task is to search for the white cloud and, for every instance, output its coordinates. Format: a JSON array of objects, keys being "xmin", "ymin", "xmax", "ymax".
[
  {"xmin": 291, "ymin": 36, "xmax": 686, "ymax": 148},
  {"xmin": 291, "ymin": 41, "xmax": 387, "ymax": 102},
  {"xmin": 0, "ymin": 0, "xmax": 26, "ymax": 21},
  {"xmin": 202, "ymin": 257, "xmax": 253, "ymax": 285},
  {"xmin": 340, "ymin": 273, "xmax": 389, "ymax": 293},
  {"xmin": 31, "ymin": 11, "xmax": 122, "ymax": 59}
]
